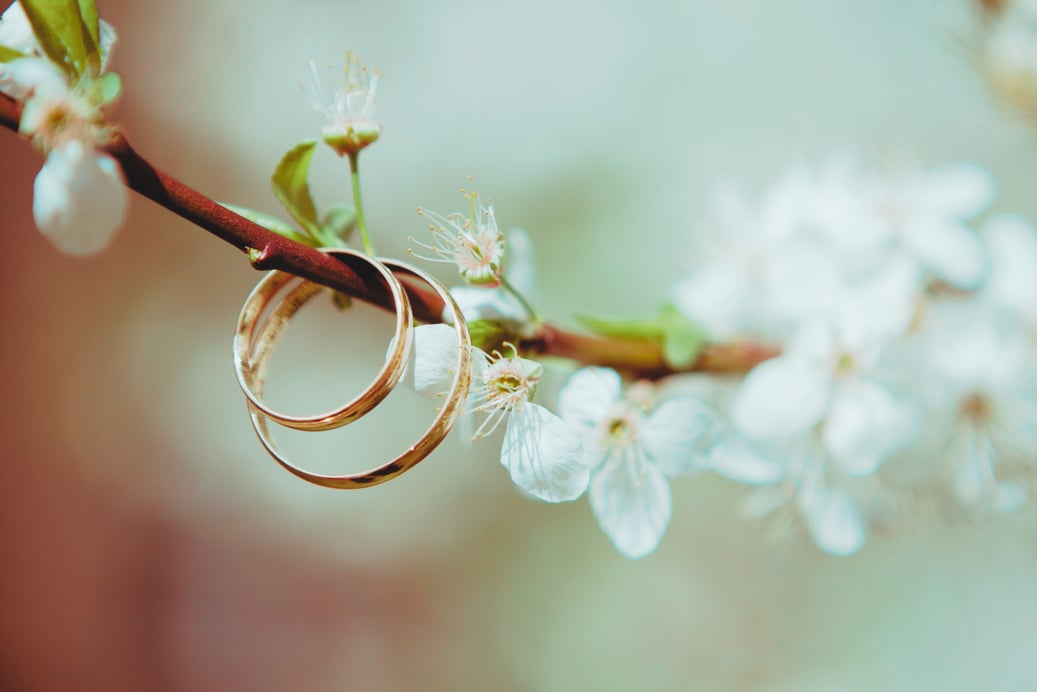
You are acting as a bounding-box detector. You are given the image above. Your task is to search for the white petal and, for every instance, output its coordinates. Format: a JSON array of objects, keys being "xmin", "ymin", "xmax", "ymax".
[
  {"xmin": 906, "ymin": 219, "xmax": 986, "ymax": 289},
  {"xmin": 557, "ymin": 367, "xmax": 623, "ymax": 430},
  {"xmin": 917, "ymin": 163, "xmax": 996, "ymax": 219},
  {"xmin": 500, "ymin": 403, "xmax": 588, "ymax": 503},
  {"xmin": 589, "ymin": 451, "xmax": 672, "ymax": 559},
  {"xmin": 671, "ymin": 265, "xmax": 749, "ymax": 339},
  {"xmin": 823, "ymin": 379, "xmax": 912, "ymax": 476},
  {"xmin": 400, "ymin": 324, "xmax": 458, "ymax": 399},
  {"xmin": 502, "ymin": 227, "xmax": 539, "ymax": 304},
  {"xmin": 0, "ymin": 2, "xmax": 38, "ymax": 55},
  {"xmin": 640, "ymin": 398, "xmax": 712, "ymax": 476},
  {"xmin": 837, "ymin": 256, "xmax": 919, "ymax": 351},
  {"xmin": 731, "ymin": 357, "xmax": 831, "ymax": 439},
  {"xmin": 34, "ymin": 141, "xmax": 127, "ymax": 255},
  {"xmin": 982, "ymin": 214, "xmax": 1037, "ymax": 323},
  {"xmin": 448, "ymin": 286, "xmax": 524, "ymax": 323},
  {"xmin": 1, "ymin": 56, "xmax": 67, "ymax": 100},
  {"xmin": 98, "ymin": 19, "xmax": 117, "ymax": 70},
  {"xmin": 797, "ymin": 474, "xmax": 866, "ymax": 556},
  {"xmin": 708, "ymin": 437, "xmax": 785, "ymax": 485}
]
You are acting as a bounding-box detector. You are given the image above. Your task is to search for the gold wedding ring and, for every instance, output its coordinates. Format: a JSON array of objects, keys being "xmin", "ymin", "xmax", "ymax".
[
  {"xmin": 234, "ymin": 251, "xmax": 472, "ymax": 489},
  {"xmin": 234, "ymin": 247, "xmax": 413, "ymax": 432}
]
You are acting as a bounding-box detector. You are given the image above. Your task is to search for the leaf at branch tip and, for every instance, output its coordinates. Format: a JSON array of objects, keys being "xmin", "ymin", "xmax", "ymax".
[
  {"xmin": 576, "ymin": 304, "xmax": 709, "ymax": 368},
  {"xmin": 75, "ymin": 0, "xmax": 99, "ymax": 51},
  {"xmin": 0, "ymin": 45, "xmax": 27, "ymax": 62},
  {"xmin": 320, "ymin": 204, "xmax": 356, "ymax": 244},
  {"xmin": 219, "ymin": 202, "xmax": 319, "ymax": 247},
  {"xmin": 271, "ymin": 139, "xmax": 322, "ymax": 238},
  {"xmin": 20, "ymin": 0, "xmax": 96, "ymax": 77}
]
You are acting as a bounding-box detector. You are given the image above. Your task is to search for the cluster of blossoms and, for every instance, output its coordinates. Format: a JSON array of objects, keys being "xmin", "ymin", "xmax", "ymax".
[
  {"xmin": 0, "ymin": 1, "xmax": 126, "ymax": 255},
  {"xmin": 413, "ymin": 158, "xmax": 1037, "ymax": 559}
]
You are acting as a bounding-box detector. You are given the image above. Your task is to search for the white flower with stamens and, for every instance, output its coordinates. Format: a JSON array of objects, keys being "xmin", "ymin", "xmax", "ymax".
[
  {"xmin": 4, "ymin": 53, "xmax": 126, "ymax": 255},
  {"xmin": 731, "ymin": 258, "xmax": 918, "ymax": 478},
  {"xmin": 403, "ymin": 329, "xmax": 588, "ymax": 503},
  {"xmin": 558, "ymin": 368, "xmax": 713, "ymax": 559},
  {"xmin": 301, "ymin": 53, "xmax": 380, "ymax": 157},
  {"xmin": 450, "ymin": 227, "xmax": 537, "ymax": 322},
  {"xmin": 918, "ymin": 303, "xmax": 1037, "ymax": 514},
  {"xmin": 469, "ymin": 346, "xmax": 588, "ymax": 502},
  {"xmin": 414, "ymin": 192, "xmax": 506, "ymax": 288}
]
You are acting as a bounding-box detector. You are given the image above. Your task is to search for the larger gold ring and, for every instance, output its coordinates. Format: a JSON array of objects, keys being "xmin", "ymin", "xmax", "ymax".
[
  {"xmin": 243, "ymin": 258, "xmax": 472, "ymax": 489},
  {"xmin": 233, "ymin": 247, "xmax": 414, "ymax": 432}
]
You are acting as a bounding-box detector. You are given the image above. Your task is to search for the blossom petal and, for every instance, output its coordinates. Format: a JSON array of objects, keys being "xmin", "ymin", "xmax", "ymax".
[
  {"xmin": 797, "ymin": 472, "xmax": 866, "ymax": 556},
  {"xmin": 708, "ymin": 437, "xmax": 785, "ymax": 485},
  {"xmin": 402, "ymin": 324, "xmax": 458, "ymax": 399},
  {"xmin": 731, "ymin": 357, "xmax": 830, "ymax": 439},
  {"xmin": 982, "ymin": 214, "xmax": 1037, "ymax": 323},
  {"xmin": 589, "ymin": 451, "xmax": 672, "ymax": 559},
  {"xmin": 823, "ymin": 379, "xmax": 912, "ymax": 476},
  {"xmin": 33, "ymin": 141, "xmax": 127, "ymax": 255},
  {"xmin": 500, "ymin": 403, "xmax": 588, "ymax": 503},
  {"xmin": 906, "ymin": 219, "xmax": 986, "ymax": 289},
  {"xmin": 2, "ymin": 56, "xmax": 67, "ymax": 100},
  {"xmin": 557, "ymin": 367, "xmax": 623, "ymax": 430},
  {"xmin": 448, "ymin": 286, "xmax": 524, "ymax": 323},
  {"xmin": 917, "ymin": 163, "xmax": 996, "ymax": 219},
  {"xmin": 671, "ymin": 265, "xmax": 749, "ymax": 339},
  {"xmin": 0, "ymin": 2, "xmax": 37, "ymax": 55},
  {"xmin": 640, "ymin": 398, "xmax": 712, "ymax": 476}
]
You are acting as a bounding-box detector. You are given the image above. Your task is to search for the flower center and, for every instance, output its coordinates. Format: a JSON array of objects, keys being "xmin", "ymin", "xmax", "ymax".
[{"xmin": 961, "ymin": 392, "xmax": 994, "ymax": 423}]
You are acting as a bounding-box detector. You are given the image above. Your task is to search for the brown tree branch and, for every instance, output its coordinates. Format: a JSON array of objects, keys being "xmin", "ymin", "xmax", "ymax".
[{"xmin": 0, "ymin": 92, "xmax": 778, "ymax": 377}]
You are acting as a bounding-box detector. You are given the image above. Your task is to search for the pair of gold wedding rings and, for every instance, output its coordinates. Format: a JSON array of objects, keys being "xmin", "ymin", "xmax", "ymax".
[{"xmin": 232, "ymin": 248, "xmax": 473, "ymax": 489}]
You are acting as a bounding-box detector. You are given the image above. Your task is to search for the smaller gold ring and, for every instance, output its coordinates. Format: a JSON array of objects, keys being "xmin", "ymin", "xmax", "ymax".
[
  {"xmin": 246, "ymin": 259, "xmax": 472, "ymax": 489},
  {"xmin": 233, "ymin": 247, "xmax": 414, "ymax": 432}
]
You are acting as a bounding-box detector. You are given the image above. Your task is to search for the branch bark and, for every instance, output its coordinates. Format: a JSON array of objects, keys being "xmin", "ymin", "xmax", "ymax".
[{"xmin": 0, "ymin": 92, "xmax": 778, "ymax": 377}]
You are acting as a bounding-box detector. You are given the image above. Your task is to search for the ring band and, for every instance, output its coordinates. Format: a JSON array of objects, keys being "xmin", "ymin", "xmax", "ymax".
[
  {"xmin": 244, "ymin": 258, "xmax": 472, "ymax": 489},
  {"xmin": 233, "ymin": 247, "xmax": 414, "ymax": 432}
]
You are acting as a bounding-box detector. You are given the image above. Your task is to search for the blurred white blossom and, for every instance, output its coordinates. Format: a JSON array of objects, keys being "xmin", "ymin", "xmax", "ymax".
[{"xmin": 558, "ymin": 368, "xmax": 713, "ymax": 558}]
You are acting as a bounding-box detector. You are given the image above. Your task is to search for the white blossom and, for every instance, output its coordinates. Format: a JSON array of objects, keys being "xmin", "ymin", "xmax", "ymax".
[
  {"xmin": 558, "ymin": 368, "xmax": 712, "ymax": 558},
  {"xmin": 914, "ymin": 303, "xmax": 1037, "ymax": 514},
  {"xmin": 414, "ymin": 193, "xmax": 506, "ymax": 288},
  {"xmin": 403, "ymin": 327, "xmax": 588, "ymax": 503},
  {"xmin": 301, "ymin": 53, "xmax": 380, "ymax": 156},
  {"xmin": 449, "ymin": 227, "xmax": 538, "ymax": 323}
]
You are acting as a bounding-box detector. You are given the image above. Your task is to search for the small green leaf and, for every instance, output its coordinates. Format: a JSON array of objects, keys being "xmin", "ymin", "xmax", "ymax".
[
  {"xmin": 0, "ymin": 45, "xmax": 27, "ymax": 62},
  {"xmin": 320, "ymin": 204, "xmax": 356, "ymax": 244},
  {"xmin": 657, "ymin": 303, "xmax": 707, "ymax": 367},
  {"xmin": 20, "ymin": 0, "xmax": 94, "ymax": 77},
  {"xmin": 575, "ymin": 313, "xmax": 667, "ymax": 339},
  {"xmin": 75, "ymin": 0, "xmax": 99, "ymax": 52},
  {"xmin": 467, "ymin": 319, "xmax": 507, "ymax": 352},
  {"xmin": 577, "ymin": 305, "xmax": 709, "ymax": 368},
  {"xmin": 220, "ymin": 202, "xmax": 318, "ymax": 247},
  {"xmin": 271, "ymin": 140, "xmax": 321, "ymax": 237},
  {"xmin": 91, "ymin": 70, "xmax": 121, "ymax": 104}
]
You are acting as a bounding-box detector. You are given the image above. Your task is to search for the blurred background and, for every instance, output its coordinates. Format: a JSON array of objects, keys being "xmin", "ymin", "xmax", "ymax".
[{"xmin": 2, "ymin": 0, "xmax": 1037, "ymax": 689}]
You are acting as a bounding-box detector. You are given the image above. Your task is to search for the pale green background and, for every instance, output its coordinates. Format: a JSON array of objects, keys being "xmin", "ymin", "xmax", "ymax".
[{"xmin": 1, "ymin": 0, "xmax": 1036, "ymax": 690}]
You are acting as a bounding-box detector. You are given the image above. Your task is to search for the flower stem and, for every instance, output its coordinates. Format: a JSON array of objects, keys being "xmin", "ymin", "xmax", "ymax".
[
  {"xmin": 348, "ymin": 151, "xmax": 375, "ymax": 255},
  {"xmin": 501, "ymin": 276, "xmax": 541, "ymax": 324}
]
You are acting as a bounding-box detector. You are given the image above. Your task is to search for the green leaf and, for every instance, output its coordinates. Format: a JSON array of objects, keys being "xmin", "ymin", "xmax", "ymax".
[
  {"xmin": 320, "ymin": 204, "xmax": 356, "ymax": 244},
  {"xmin": 467, "ymin": 319, "xmax": 507, "ymax": 352},
  {"xmin": 90, "ymin": 70, "xmax": 121, "ymax": 104},
  {"xmin": 0, "ymin": 45, "xmax": 27, "ymax": 63},
  {"xmin": 75, "ymin": 0, "xmax": 99, "ymax": 52},
  {"xmin": 270, "ymin": 140, "xmax": 321, "ymax": 238},
  {"xmin": 577, "ymin": 304, "xmax": 709, "ymax": 368},
  {"xmin": 19, "ymin": 0, "xmax": 96, "ymax": 77},
  {"xmin": 660, "ymin": 308, "xmax": 708, "ymax": 368},
  {"xmin": 220, "ymin": 202, "xmax": 319, "ymax": 247}
]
